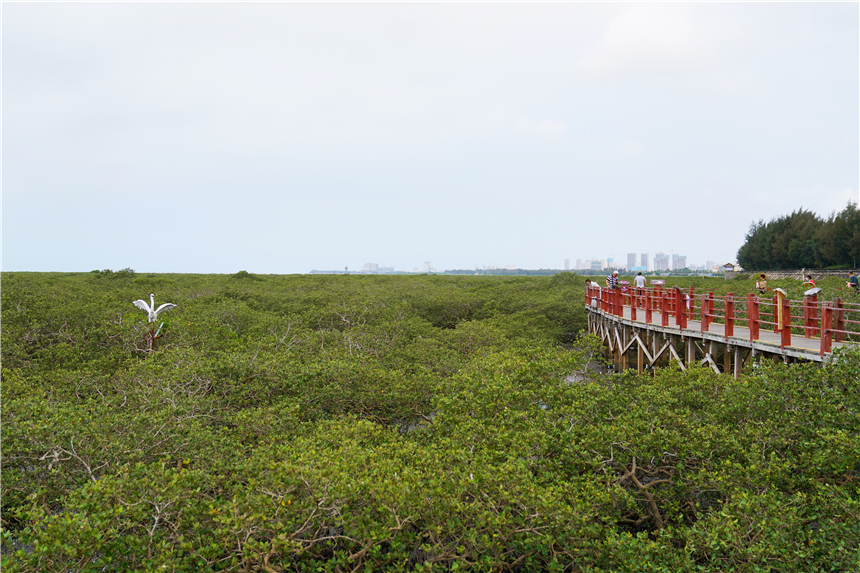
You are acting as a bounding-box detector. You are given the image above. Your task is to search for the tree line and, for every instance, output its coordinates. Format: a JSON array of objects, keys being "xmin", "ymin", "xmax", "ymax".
[{"xmin": 737, "ymin": 203, "xmax": 860, "ymax": 270}]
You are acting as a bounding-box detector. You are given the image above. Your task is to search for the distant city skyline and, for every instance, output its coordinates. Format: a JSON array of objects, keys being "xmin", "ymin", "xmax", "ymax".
[
  {"xmin": 313, "ymin": 253, "xmax": 723, "ymax": 274},
  {"xmin": 568, "ymin": 251, "xmax": 715, "ymax": 273}
]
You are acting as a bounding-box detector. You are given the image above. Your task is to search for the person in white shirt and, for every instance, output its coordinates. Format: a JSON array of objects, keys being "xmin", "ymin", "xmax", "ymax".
[{"xmin": 633, "ymin": 272, "xmax": 646, "ymax": 308}]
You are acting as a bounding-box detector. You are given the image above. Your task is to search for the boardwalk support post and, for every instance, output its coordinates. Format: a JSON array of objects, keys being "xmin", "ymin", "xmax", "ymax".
[{"xmin": 733, "ymin": 346, "xmax": 743, "ymax": 379}]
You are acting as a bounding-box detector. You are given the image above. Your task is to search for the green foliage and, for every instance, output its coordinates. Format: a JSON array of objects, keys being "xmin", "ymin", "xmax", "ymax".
[
  {"xmin": 2, "ymin": 272, "xmax": 859, "ymax": 572},
  {"xmin": 92, "ymin": 267, "xmax": 136, "ymax": 279},
  {"xmin": 738, "ymin": 204, "xmax": 860, "ymax": 269},
  {"xmin": 231, "ymin": 270, "xmax": 262, "ymax": 280}
]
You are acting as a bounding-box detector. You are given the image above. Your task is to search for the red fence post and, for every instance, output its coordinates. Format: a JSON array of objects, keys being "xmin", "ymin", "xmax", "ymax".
[
  {"xmin": 706, "ymin": 292, "xmax": 715, "ymax": 332},
  {"xmin": 803, "ymin": 293, "xmax": 819, "ymax": 338},
  {"xmin": 725, "ymin": 293, "xmax": 734, "ymax": 338},
  {"xmin": 612, "ymin": 287, "xmax": 618, "ymax": 315},
  {"xmin": 820, "ymin": 302, "xmax": 833, "ymax": 356},
  {"xmin": 645, "ymin": 290, "xmax": 652, "ymax": 324},
  {"xmin": 834, "ymin": 297, "xmax": 845, "ymax": 342},
  {"xmin": 688, "ymin": 286, "xmax": 696, "ymax": 321},
  {"xmin": 661, "ymin": 291, "xmax": 669, "ymax": 327},
  {"xmin": 811, "ymin": 293, "xmax": 819, "ymax": 338},
  {"xmin": 772, "ymin": 293, "xmax": 780, "ymax": 335},
  {"xmin": 631, "ymin": 292, "xmax": 637, "ymax": 321},
  {"xmin": 675, "ymin": 287, "xmax": 686, "ymax": 329},
  {"xmin": 781, "ymin": 297, "xmax": 792, "ymax": 349},
  {"xmin": 748, "ymin": 294, "xmax": 759, "ymax": 342}
]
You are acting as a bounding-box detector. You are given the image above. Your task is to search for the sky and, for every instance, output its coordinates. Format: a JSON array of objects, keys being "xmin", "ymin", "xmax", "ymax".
[{"xmin": 3, "ymin": 2, "xmax": 858, "ymax": 274}]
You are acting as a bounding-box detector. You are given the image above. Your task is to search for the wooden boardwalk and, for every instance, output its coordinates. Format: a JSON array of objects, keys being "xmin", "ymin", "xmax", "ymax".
[{"xmin": 585, "ymin": 286, "xmax": 858, "ymax": 376}]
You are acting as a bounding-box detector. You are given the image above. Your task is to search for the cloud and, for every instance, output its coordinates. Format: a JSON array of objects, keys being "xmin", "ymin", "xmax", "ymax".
[
  {"xmin": 514, "ymin": 118, "xmax": 568, "ymax": 140},
  {"xmin": 374, "ymin": 82, "xmax": 410, "ymax": 102},
  {"xmin": 620, "ymin": 140, "xmax": 643, "ymax": 158},
  {"xmin": 569, "ymin": 4, "xmax": 761, "ymax": 96},
  {"xmin": 573, "ymin": 6, "xmax": 710, "ymax": 77}
]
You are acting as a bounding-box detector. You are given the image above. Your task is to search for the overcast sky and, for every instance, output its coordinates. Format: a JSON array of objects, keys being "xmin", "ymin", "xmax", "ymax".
[{"xmin": 3, "ymin": 2, "xmax": 858, "ymax": 273}]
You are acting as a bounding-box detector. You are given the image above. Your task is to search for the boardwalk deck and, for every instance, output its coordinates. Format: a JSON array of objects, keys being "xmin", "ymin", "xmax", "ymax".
[
  {"xmin": 589, "ymin": 304, "xmax": 846, "ymax": 363},
  {"xmin": 585, "ymin": 285, "xmax": 859, "ymax": 376}
]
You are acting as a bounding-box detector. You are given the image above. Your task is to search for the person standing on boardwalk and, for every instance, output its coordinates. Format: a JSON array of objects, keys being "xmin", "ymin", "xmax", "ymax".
[
  {"xmin": 756, "ymin": 273, "xmax": 768, "ymax": 295},
  {"xmin": 606, "ymin": 270, "xmax": 619, "ymax": 289},
  {"xmin": 847, "ymin": 271, "xmax": 859, "ymax": 294},
  {"xmin": 633, "ymin": 272, "xmax": 646, "ymax": 309},
  {"xmin": 802, "ymin": 274, "xmax": 816, "ymax": 288}
]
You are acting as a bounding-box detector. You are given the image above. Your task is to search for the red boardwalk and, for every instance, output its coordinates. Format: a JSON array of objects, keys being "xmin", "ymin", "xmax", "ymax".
[{"xmin": 585, "ymin": 284, "xmax": 859, "ymax": 376}]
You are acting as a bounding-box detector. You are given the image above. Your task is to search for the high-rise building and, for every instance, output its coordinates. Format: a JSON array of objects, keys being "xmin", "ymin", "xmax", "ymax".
[
  {"xmin": 672, "ymin": 254, "xmax": 687, "ymax": 270},
  {"xmin": 627, "ymin": 253, "xmax": 637, "ymax": 270},
  {"xmin": 564, "ymin": 258, "xmax": 570, "ymax": 271},
  {"xmin": 575, "ymin": 258, "xmax": 583, "ymax": 270},
  {"xmin": 421, "ymin": 261, "xmax": 432, "ymax": 273},
  {"xmin": 641, "ymin": 253, "xmax": 649, "ymax": 271},
  {"xmin": 654, "ymin": 252, "xmax": 669, "ymax": 271}
]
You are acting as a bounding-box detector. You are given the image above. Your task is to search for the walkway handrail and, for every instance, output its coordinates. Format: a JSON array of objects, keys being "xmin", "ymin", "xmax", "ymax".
[{"xmin": 586, "ymin": 284, "xmax": 860, "ymax": 356}]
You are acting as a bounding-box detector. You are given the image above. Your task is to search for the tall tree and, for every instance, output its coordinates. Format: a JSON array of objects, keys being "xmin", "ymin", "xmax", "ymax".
[{"xmin": 737, "ymin": 204, "xmax": 858, "ymax": 269}]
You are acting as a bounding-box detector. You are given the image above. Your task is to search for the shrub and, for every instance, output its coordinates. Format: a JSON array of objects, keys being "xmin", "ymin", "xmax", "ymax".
[{"xmin": 2, "ymin": 272, "xmax": 857, "ymax": 572}]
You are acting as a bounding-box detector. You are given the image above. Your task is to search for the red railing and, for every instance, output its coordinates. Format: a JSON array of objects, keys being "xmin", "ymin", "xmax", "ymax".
[{"xmin": 586, "ymin": 284, "xmax": 860, "ymax": 356}]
